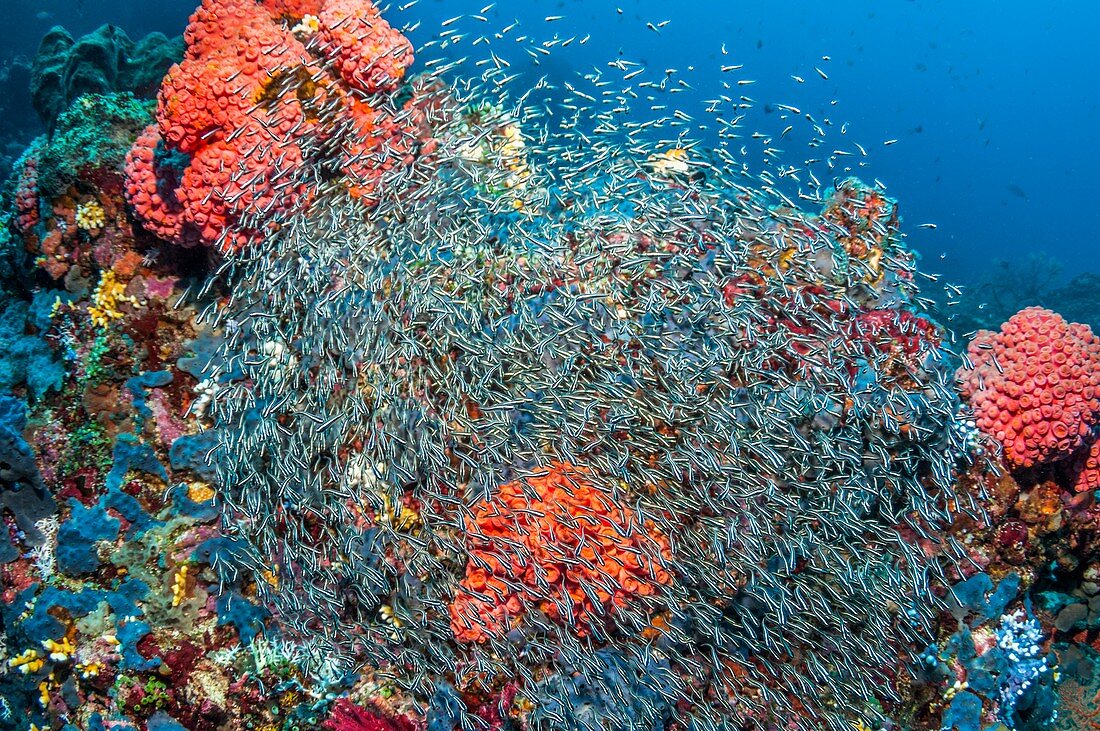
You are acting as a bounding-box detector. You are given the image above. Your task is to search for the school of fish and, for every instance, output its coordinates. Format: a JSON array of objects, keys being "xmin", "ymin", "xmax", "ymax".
[{"xmin": 155, "ymin": 1, "xmax": 975, "ymax": 729}]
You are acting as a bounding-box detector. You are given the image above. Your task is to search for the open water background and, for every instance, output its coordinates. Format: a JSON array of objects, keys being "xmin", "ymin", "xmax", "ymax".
[{"xmin": 4, "ymin": 0, "xmax": 1098, "ymax": 291}]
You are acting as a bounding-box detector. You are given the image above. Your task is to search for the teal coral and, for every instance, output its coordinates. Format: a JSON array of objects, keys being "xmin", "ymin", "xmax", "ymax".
[
  {"xmin": 36, "ymin": 92, "xmax": 154, "ymax": 195},
  {"xmin": 0, "ymin": 294, "xmax": 65, "ymax": 399},
  {"xmin": 56, "ymin": 498, "xmax": 121, "ymax": 574}
]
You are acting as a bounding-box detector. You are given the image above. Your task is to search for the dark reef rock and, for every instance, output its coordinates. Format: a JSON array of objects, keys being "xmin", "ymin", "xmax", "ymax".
[
  {"xmin": 0, "ymin": 56, "xmax": 40, "ymax": 185},
  {"xmin": 30, "ymin": 24, "xmax": 183, "ymax": 130},
  {"xmin": 0, "ymin": 395, "xmax": 54, "ymax": 564}
]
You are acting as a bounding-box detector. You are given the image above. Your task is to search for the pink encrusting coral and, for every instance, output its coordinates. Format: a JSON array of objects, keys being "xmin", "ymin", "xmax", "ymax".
[
  {"xmin": 13, "ymin": 145, "xmax": 42, "ymax": 233},
  {"xmin": 957, "ymin": 306, "xmax": 1100, "ymax": 478},
  {"xmin": 1073, "ymin": 438, "xmax": 1100, "ymax": 493},
  {"xmin": 123, "ymin": 0, "xmax": 420, "ymax": 251}
]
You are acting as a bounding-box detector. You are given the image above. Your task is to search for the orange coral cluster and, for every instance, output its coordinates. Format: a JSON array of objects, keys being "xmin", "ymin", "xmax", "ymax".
[
  {"xmin": 820, "ymin": 178, "xmax": 898, "ymax": 280},
  {"xmin": 958, "ymin": 307, "xmax": 1100, "ymax": 486},
  {"xmin": 124, "ymin": 0, "xmax": 419, "ymax": 251},
  {"xmin": 449, "ymin": 463, "xmax": 673, "ymax": 643},
  {"xmin": 315, "ymin": 0, "xmax": 413, "ymax": 94}
]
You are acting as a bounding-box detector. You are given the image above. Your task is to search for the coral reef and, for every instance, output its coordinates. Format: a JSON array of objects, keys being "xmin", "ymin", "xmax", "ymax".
[
  {"xmin": 325, "ymin": 699, "xmax": 415, "ymax": 731},
  {"xmin": 0, "ymin": 292, "xmax": 65, "ymax": 398},
  {"xmin": 12, "ymin": 140, "xmax": 43, "ymax": 235},
  {"xmin": 891, "ymin": 305, "xmax": 1100, "ymax": 730},
  {"xmin": 205, "ymin": 85, "xmax": 962, "ymax": 727},
  {"xmin": 916, "ymin": 574, "xmax": 1059, "ymax": 731},
  {"xmin": 5, "ymin": 0, "xmax": 1100, "ymax": 729},
  {"xmin": 3, "ymin": 91, "xmax": 167, "ymax": 285}
]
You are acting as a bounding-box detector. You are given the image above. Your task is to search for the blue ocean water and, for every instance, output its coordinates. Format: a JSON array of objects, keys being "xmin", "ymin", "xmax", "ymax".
[{"xmin": 4, "ymin": 0, "xmax": 1098, "ymax": 289}]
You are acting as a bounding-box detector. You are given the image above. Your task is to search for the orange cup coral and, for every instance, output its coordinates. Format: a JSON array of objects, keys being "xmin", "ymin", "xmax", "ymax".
[
  {"xmin": 449, "ymin": 463, "xmax": 673, "ymax": 644},
  {"xmin": 124, "ymin": 0, "xmax": 419, "ymax": 251}
]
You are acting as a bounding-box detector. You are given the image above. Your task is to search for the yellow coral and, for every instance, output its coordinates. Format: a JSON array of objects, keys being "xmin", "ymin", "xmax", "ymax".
[
  {"xmin": 9, "ymin": 648, "xmax": 45, "ymax": 674},
  {"xmin": 458, "ymin": 106, "xmax": 533, "ymax": 207},
  {"xmin": 375, "ymin": 490, "xmax": 421, "ymax": 531},
  {"xmin": 76, "ymin": 661, "xmax": 102, "ymax": 678},
  {"xmin": 379, "ymin": 603, "xmax": 404, "ymax": 641},
  {"xmin": 379, "ymin": 604, "xmax": 403, "ymax": 628},
  {"xmin": 171, "ymin": 564, "xmax": 190, "ymax": 607},
  {"xmin": 187, "ymin": 482, "xmax": 216, "ymax": 503},
  {"xmin": 944, "ymin": 678, "xmax": 969, "ymax": 701},
  {"xmin": 88, "ymin": 269, "xmax": 139, "ymax": 328},
  {"xmin": 498, "ymin": 123, "xmax": 530, "ymax": 186},
  {"xmin": 75, "ymin": 200, "xmax": 106, "ymax": 230},
  {"xmin": 647, "ymin": 147, "xmax": 692, "ymax": 179},
  {"xmin": 262, "ymin": 566, "xmax": 280, "ymax": 589},
  {"xmin": 291, "ymin": 14, "xmax": 320, "ymax": 36},
  {"xmin": 41, "ymin": 637, "xmax": 74, "ymax": 662}
]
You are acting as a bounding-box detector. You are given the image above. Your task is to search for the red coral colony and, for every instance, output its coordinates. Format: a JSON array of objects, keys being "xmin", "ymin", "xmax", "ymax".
[{"xmin": 124, "ymin": 0, "xmax": 423, "ymax": 251}]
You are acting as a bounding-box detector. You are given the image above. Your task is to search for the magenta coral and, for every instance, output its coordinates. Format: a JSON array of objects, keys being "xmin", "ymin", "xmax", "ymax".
[
  {"xmin": 14, "ymin": 146, "xmax": 42, "ymax": 233},
  {"xmin": 843, "ymin": 308, "xmax": 941, "ymax": 387},
  {"xmin": 324, "ymin": 699, "xmax": 415, "ymax": 731}
]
